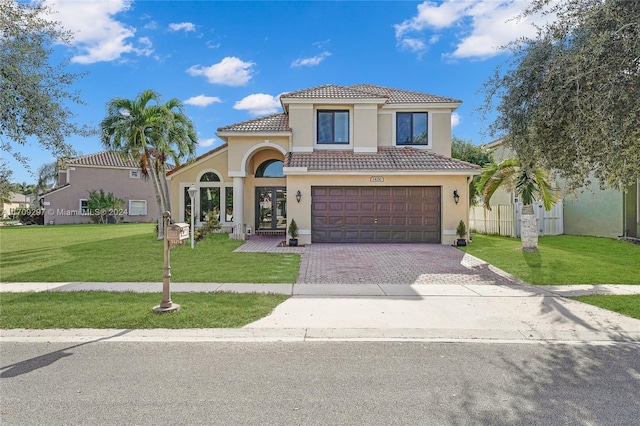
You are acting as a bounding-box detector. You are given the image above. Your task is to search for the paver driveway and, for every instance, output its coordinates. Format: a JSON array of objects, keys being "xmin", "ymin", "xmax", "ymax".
[{"xmin": 296, "ymin": 243, "xmax": 521, "ymax": 285}]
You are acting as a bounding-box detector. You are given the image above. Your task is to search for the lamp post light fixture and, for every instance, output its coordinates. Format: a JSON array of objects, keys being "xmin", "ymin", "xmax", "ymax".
[
  {"xmin": 295, "ymin": 190, "xmax": 302, "ymax": 203},
  {"xmin": 453, "ymin": 190, "xmax": 460, "ymax": 204},
  {"xmin": 188, "ymin": 184, "xmax": 197, "ymax": 249}
]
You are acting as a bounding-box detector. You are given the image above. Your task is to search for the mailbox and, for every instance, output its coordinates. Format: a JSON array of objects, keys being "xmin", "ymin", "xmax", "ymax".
[{"xmin": 167, "ymin": 223, "xmax": 189, "ymax": 240}]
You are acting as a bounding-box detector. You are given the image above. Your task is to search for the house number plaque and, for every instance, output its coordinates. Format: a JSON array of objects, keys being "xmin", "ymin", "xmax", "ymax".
[{"xmin": 370, "ymin": 176, "xmax": 384, "ymax": 182}]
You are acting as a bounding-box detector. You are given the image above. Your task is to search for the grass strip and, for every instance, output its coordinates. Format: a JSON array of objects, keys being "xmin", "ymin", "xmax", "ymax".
[
  {"xmin": 460, "ymin": 234, "xmax": 640, "ymax": 285},
  {"xmin": 0, "ymin": 292, "xmax": 288, "ymax": 329},
  {"xmin": 0, "ymin": 224, "xmax": 299, "ymax": 283},
  {"xmin": 571, "ymin": 294, "xmax": 640, "ymax": 321}
]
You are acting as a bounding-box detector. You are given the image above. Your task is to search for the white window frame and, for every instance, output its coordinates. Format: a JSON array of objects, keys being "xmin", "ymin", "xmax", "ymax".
[
  {"xmin": 79, "ymin": 199, "xmax": 88, "ymax": 215},
  {"xmin": 128, "ymin": 200, "xmax": 147, "ymax": 216},
  {"xmin": 130, "ymin": 170, "xmax": 140, "ymax": 179}
]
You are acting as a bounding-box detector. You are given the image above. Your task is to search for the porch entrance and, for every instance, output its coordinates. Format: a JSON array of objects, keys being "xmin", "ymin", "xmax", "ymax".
[{"xmin": 255, "ymin": 187, "xmax": 287, "ymax": 233}]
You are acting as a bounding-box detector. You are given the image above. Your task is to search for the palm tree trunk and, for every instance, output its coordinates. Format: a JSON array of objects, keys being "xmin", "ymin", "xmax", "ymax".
[
  {"xmin": 520, "ymin": 203, "xmax": 539, "ymax": 252},
  {"xmin": 148, "ymin": 161, "xmax": 166, "ymax": 240},
  {"xmin": 158, "ymin": 163, "xmax": 171, "ymax": 213}
]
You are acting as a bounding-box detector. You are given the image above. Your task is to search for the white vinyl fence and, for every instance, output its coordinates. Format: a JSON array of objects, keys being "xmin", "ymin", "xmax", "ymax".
[{"xmin": 470, "ymin": 200, "xmax": 563, "ymax": 237}]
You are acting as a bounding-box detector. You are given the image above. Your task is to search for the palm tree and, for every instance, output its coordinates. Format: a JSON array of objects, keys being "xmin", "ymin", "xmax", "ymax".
[
  {"xmin": 100, "ymin": 90, "xmax": 197, "ymax": 238},
  {"xmin": 476, "ymin": 157, "xmax": 558, "ymax": 252}
]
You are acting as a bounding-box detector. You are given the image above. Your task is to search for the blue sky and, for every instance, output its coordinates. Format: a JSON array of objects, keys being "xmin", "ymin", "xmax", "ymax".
[{"xmin": 7, "ymin": 0, "xmax": 550, "ymax": 184}]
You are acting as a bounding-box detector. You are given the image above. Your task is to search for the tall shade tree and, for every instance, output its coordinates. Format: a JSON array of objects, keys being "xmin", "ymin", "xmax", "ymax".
[
  {"xmin": 0, "ymin": 0, "xmax": 85, "ymax": 166},
  {"xmin": 100, "ymin": 90, "xmax": 197, "ymax": 238},
  {"xmin": 476, "ymin": 158, "xmax": 558, "ymax": 252},
  {"xmin": 450, "ymin": 136, "xmax": 493, "ymax": 205},
  {"xmin": 481, "ymin": 0, "xmax": 640, "ymax": 191}
]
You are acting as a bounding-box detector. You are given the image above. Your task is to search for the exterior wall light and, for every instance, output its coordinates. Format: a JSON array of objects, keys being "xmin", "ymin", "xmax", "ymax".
[
  {"xmin": 453, "ymin": 190, "xmax": 460, "ymax": 204},
  {"xmin": 296, "ymin": 190, "xmax": 302, "ymax": 203}
]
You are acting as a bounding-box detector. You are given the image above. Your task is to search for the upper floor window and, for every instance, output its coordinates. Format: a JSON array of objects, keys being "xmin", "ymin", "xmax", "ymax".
[
  {"xmin": 256, "ymin": 160, "xmax": 284, "ymax": 178},
  {"xmin": 130, "ymin": 170, "xmax": 140, "ymax": 179},
  {"xmin": 317, "ymin": 110, "xmax": 349, "ymax": 144},
  {"xmin": 397, "ymin": 112, "xmax": 428, "ymax": 146}
]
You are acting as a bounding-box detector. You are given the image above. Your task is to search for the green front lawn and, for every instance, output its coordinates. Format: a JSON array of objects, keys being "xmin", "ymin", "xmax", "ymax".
[
  {"xmin": 0, "ymin": 223, "xmax": 299, "ymax": 283},
  {"xmin": 460, "ymin": 234, "xmax": 640, "ymax": 285},
  {"xmin": 571, "ymin": 294, "xmax": 640, "ymax": 320},
  {"xmin": 0, "ymin": 292, "xmax": 288, "ymax": 328}
]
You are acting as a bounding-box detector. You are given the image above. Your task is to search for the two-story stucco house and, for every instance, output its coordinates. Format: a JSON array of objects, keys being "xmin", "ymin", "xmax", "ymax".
[
  {"xmin": 41, "ymin": 151, "xmax": 161, "ymax": 225},
  {"xmin": 167, "ymin": 84, "xmax": 479, "ymax": 245}
]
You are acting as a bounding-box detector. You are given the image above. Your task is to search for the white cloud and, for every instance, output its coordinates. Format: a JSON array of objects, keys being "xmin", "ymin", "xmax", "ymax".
[
  {"xmin": 43, "ymin": 0, "xmax": 149, "ymax": 64},
  {"xmin": 187, "ymin": 57, "xmax": 255, "ymax": 86},
  {"xmin": 169, "ymin": 22, "xmax": 196, "ymax": 32},
  {"xmin": 233, "ymin": 94, "xmax": 281, "ymax": 116},
  {"xmin": 184, "ymin": 95, "xmax": 222, "ymax": 107},
  {"xmin": 395, "ymin": 0, "xmax": 552, "ymax": 60},
  {"xmin": 198, "ymin": 138, "xmax": 216, "ymax": 148},
  {"xmin": 451, "ymin": 112, "xmax": 460, "ymax": 128},
  {"xmin": 143, "ymin": 21, "xmax": 158, "ymax": 30},
  {"xmin": 291, "ymin": 51, "xmax": 332, "ymax": 68}
]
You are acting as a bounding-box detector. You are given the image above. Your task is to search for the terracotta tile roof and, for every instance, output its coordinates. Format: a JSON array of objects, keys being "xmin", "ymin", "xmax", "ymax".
[
  {"xmin": 280, "ymin": 84, "xmax": 461, "ymax": 104},
  {"xmin": 65, "ymin": 151, "xmax": 139, "ymax": 168},
  {"xmin": 64, "ymin": 151, "xmax": 175, "ymax": 170},
  {"xmin": 285, "ymin": 147, "xmax": 480, "ymax": 173},
  {"xmin": 349, "ymin": 84, "xmax": 462, "ymax": 104},
  {"xmin": 217, "ymin": 113, "xmax": 290, "ymax": 133},
  {"xmin": 280, "ymin": 84, "xmax": 388, "ymax": 100}
]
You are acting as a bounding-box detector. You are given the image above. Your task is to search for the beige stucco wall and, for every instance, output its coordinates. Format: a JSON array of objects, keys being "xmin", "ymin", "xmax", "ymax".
[
  {"xmin": 286, "ymin": 101, "xmax": 456, "ymax": 157},
  {"xmin": 43, "ymin": 166, "xmax": 158, "ymax": 225},
  {"xmin": 168, "ymin": 143, "xmax": 288, "ymax": 229},
  {"xmin": 353, "ymin": 105, "xmax": 378, "ymax": 152},
  {"xmin": 288, "ymin": 105, "xmax": 313, "ymax": 151},
  {"xmin": 430, "ymin": 112, "xmax": 452, "ymax": 157},
  {"xmin": 168, "ymin": 148, "xmax": 231, "ymax": 224},
  {"xmin": 286, "ymin": 173, "xmax": 471, "ymax": 246},
  {"xmin": 226, "ymin": 137, "xmax": 288, "ymax": 173}
]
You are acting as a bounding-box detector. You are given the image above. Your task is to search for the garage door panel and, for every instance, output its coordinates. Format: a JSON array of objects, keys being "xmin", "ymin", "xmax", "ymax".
[{"xmin": 312, "ymin": 186, "xmax": 441, "ymax": 243}]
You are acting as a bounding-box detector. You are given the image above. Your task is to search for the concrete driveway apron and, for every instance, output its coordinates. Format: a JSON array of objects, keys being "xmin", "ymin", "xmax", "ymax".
[{"xmin": 245, "ymin": 241, "xmax": 640, "ymax": 342}]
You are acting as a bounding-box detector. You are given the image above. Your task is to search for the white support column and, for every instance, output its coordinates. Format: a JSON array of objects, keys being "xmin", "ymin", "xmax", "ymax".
[{"xmin": 233, "ymin": 176, "xmax": 245, "ymax": 230}]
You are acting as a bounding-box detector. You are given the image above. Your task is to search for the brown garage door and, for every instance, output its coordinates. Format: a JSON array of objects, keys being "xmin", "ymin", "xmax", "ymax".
[{"xmin": 311, "ymin": 186, "xmax": 441, "ymax": 243}]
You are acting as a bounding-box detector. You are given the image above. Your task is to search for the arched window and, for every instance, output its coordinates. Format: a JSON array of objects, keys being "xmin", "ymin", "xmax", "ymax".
[
  {"xmin": 256, "ymin": 160, "xmax": 284, "ymax": 178},
  {"xmin": 200, "ymin": 172, "xmax": 220, "ymax": 182}
]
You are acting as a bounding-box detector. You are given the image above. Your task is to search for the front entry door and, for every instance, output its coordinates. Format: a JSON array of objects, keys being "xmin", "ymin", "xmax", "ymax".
[{"xmin": 256, "ymin": 187, "xmax": 287, "ymax": 231}]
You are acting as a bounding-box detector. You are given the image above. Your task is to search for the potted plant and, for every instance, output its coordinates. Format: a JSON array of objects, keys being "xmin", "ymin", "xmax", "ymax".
[
  {"xmin": 456, "ymin": 220, "xmax": 467, "ymax": 247},
  {"xmin": 288, "ymin": 218, "xmax": 299, "ymax": 247}
]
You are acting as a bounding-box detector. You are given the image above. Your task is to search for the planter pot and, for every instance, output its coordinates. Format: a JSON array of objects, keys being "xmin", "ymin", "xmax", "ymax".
[
  {"xmin": 456, "ymin": 238, "xmax": 467, "ymax": 247},
  {"xmin": 289, "ymin": 238, "xmax": 298, "ymax": 247}
]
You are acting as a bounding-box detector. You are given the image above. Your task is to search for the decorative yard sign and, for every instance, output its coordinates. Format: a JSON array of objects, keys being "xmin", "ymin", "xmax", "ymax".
[{"xmin": 370, "ymin": 176, "xmax": 384, "ymax": 182}]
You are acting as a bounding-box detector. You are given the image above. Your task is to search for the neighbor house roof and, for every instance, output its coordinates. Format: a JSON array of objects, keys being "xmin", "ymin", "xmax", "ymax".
[
  {"xmin": 64, "ymin": 151, "xmax": 140, "ymax": 169},
  {"xmin": 217, "ymin": 113, "xmax": 291, "ymax": 133},
  {"xmin": 285, "ymin": 147, "xmax": 480, "ymax": 173},
  {"xmin": 280, "ymin": 84, "xmax": 462, "ymax": 104},
  {"xmin": 63, "ymin": 151, "xmax": 174, "ymax": 170}
]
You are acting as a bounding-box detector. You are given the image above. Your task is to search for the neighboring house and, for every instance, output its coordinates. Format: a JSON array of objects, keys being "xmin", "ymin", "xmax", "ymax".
[
  {"xmin": 473, "ymin": 139, "xmax": 639, "ymax": 239},
  {"xmin": 167, "ymin": 84, "xmax": 479, "ymax": 245},
  {"xmin": 40, "ymin": 151, "xmax": 161, "ymax": 225},
  {"xmin": 1, "ymin": 192, "xmax": 33, "ymax": 218}
]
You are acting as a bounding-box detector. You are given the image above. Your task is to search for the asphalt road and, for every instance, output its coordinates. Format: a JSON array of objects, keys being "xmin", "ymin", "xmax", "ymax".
[{"xmin": 1, "ymin": 341, "xmax": 639, "ymax": 425}]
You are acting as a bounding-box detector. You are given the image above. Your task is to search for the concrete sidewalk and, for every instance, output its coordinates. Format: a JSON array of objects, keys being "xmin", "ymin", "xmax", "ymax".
[
  {"xmin": 3, "ymin": 281, "xmax": 640, "ymax": 296},
  {"xmin": 2, "ymin": 282, "xmax": 640, "ymax": 344}
]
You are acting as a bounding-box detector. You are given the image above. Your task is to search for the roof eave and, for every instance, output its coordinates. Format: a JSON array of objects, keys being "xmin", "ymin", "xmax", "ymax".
[
  {"xmin": 215, "ymin": 130, "xmax": 292, "ymax": 138},
  {"xmin": 281, "ymin": 97, "xmax": 387, "ymax": 106}
]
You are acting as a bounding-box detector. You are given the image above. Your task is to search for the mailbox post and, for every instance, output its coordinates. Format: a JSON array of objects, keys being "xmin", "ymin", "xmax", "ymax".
[{"xmin": 152, "ymin": 211, "xmax": 189, "ymax": 313}]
